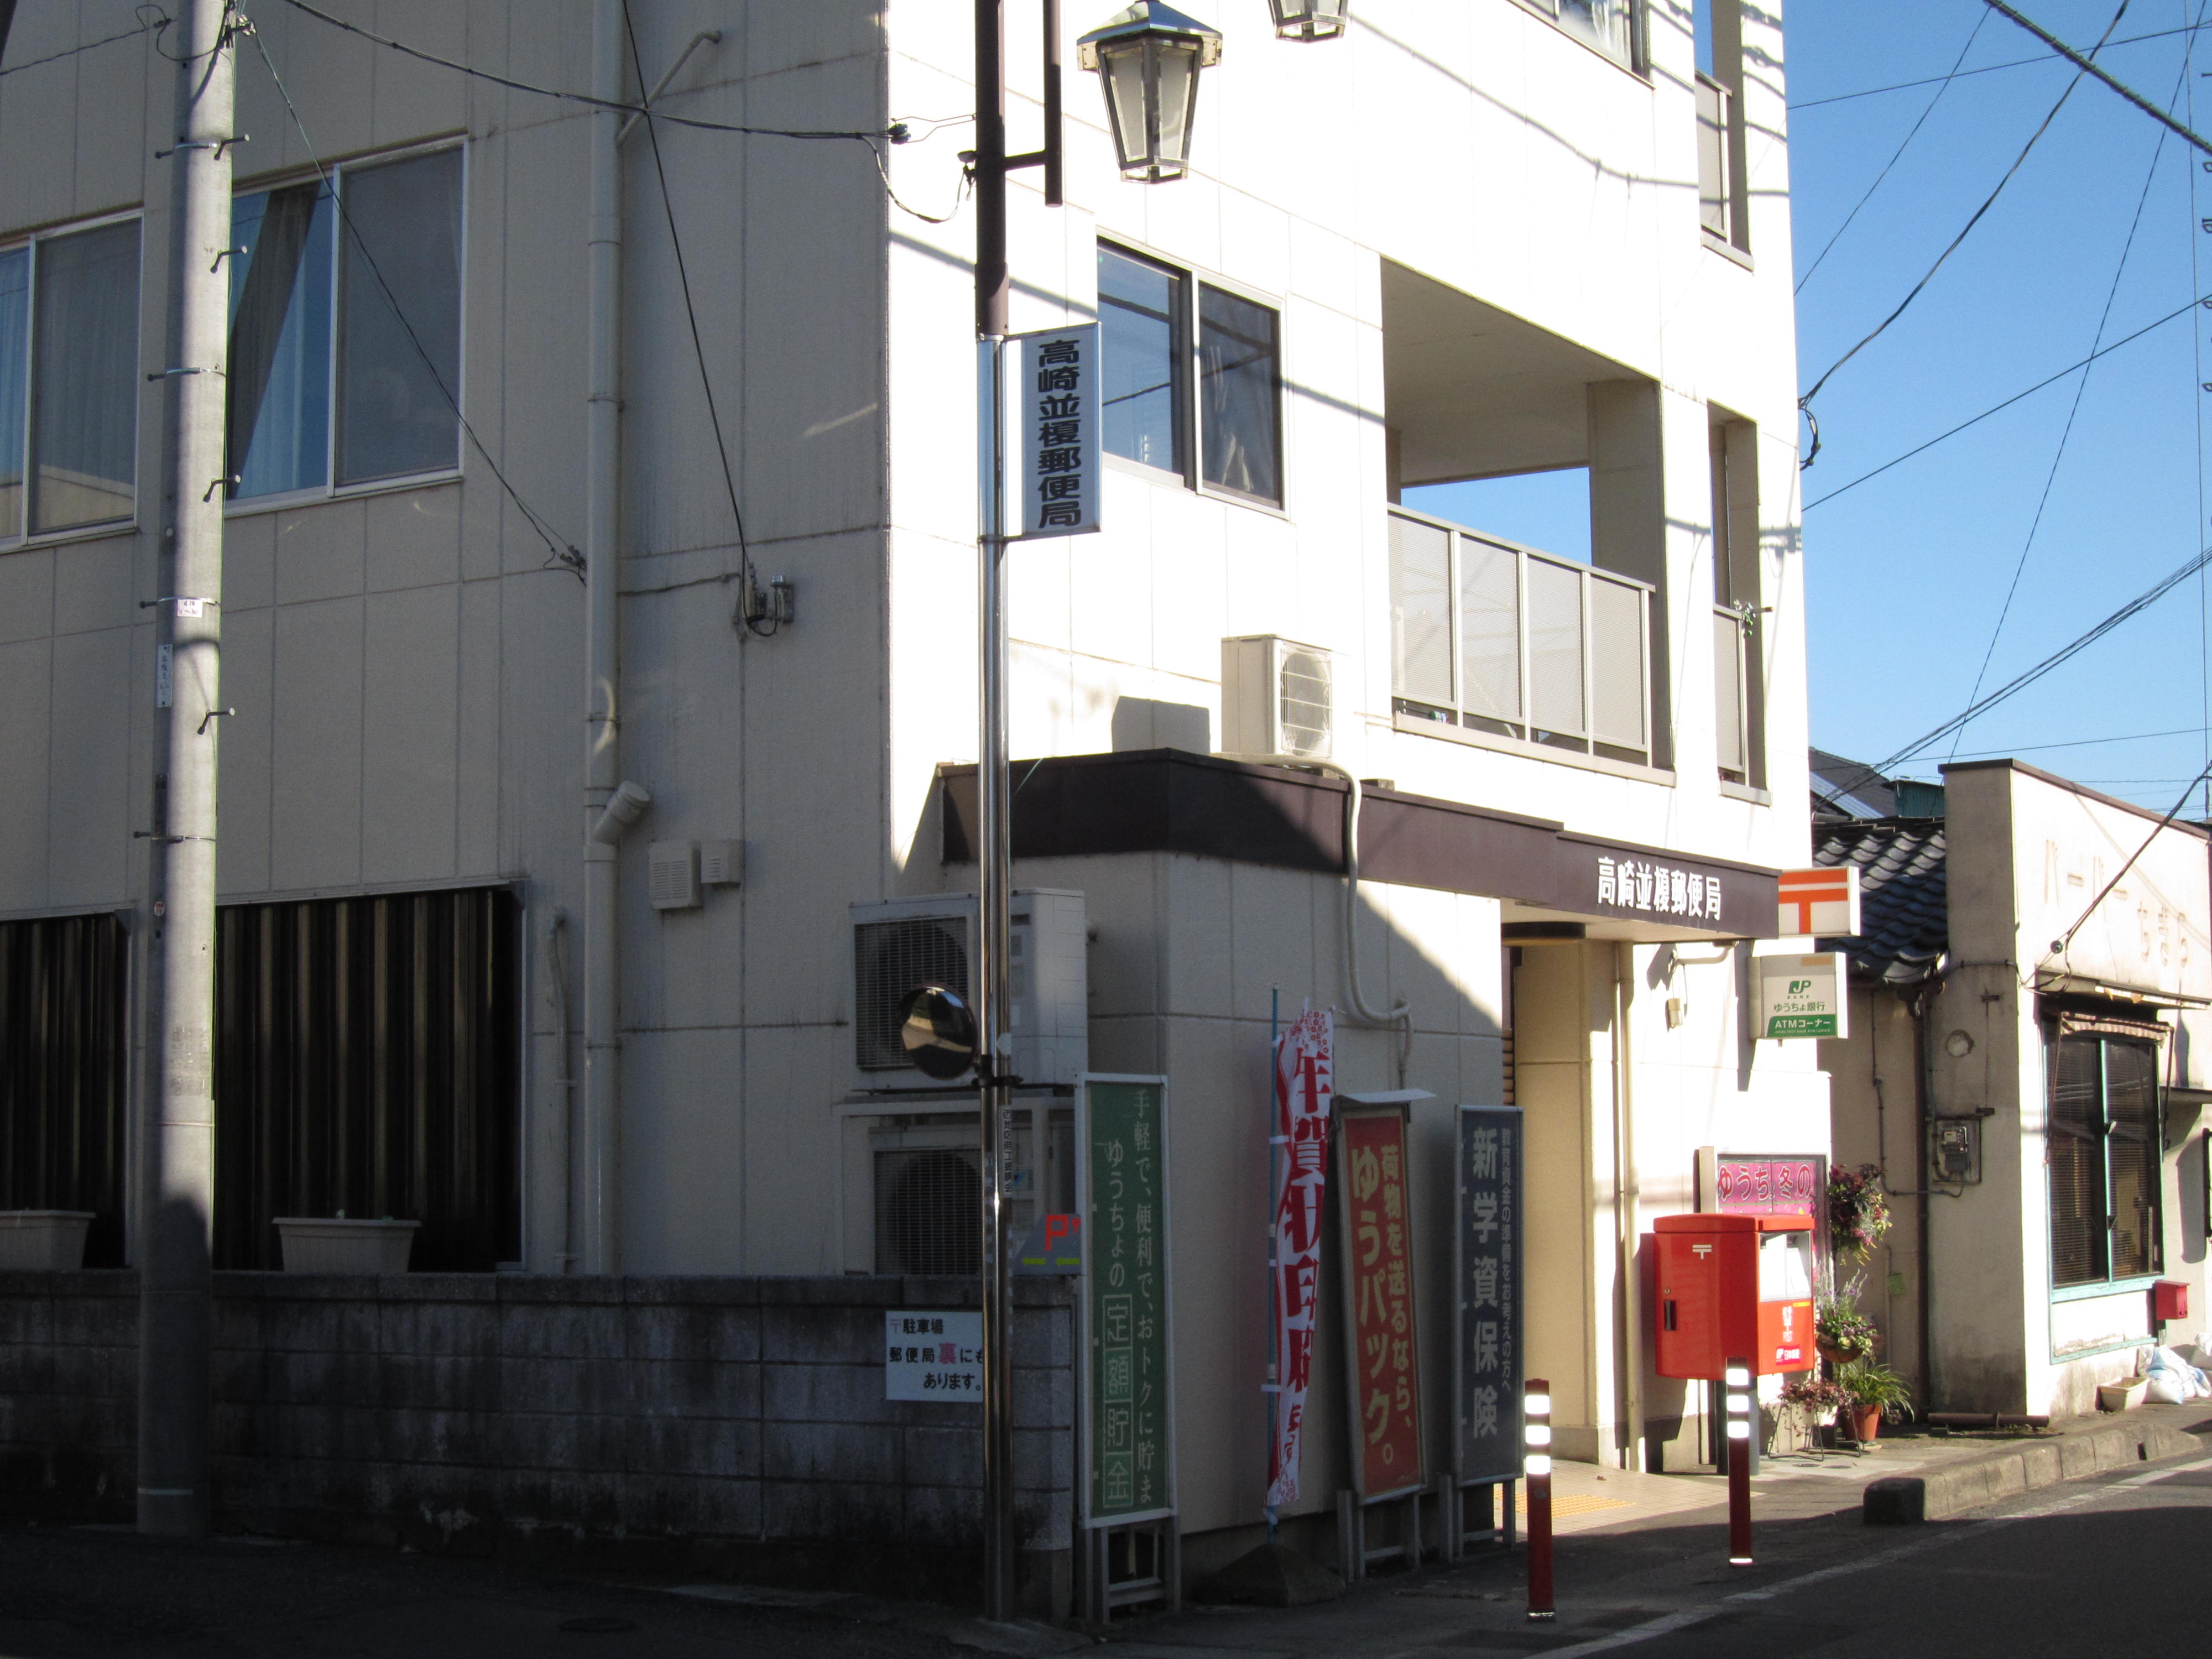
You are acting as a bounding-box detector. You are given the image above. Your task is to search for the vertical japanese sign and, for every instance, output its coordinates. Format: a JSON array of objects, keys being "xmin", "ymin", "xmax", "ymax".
[
  {"xmin": 1454, "ymin": 1105, "xmax": 1523, "ymax": 1485},
  {"xmin": 1336, "ymin": 1105, "xmax": 1425, "ymax": 1498},
  {"xmin": 1266, "ymin": 1008, "xmax": 1333, "ymax": 1507},
  {"xmin": 1016, "ymin": 324, "xmax": 1101, "ymax": 539},
  {"xmin": 1078, "ymin": 1074, "xmax": 1173, "ymax": 1525}
]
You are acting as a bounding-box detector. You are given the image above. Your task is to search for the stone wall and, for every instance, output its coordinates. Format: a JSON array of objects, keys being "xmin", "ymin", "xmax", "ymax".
[{"xmin": 0, "ymin": 1271, "xmax": 1073, "ymax": 1611}]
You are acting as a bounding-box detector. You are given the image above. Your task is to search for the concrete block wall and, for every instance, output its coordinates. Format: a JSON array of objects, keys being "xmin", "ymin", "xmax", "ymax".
[{"xmin": 0, "ymin": 1271, "xmax": 1072, "ymax": 1606}]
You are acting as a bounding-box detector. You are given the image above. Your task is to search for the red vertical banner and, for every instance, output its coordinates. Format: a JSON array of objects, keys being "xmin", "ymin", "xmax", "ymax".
[
  {"xmin": 1338, "ymin": 1105, "xmax": 1425, "ymax": 1496},
  {"xmin": 1266, "ymin": 1007, "xmax": 1333, "ymax": 1508}
]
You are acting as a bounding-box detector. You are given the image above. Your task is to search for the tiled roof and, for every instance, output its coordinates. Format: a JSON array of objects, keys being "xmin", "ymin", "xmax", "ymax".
[
  {"xmin": 1812, "ymin": 818, "xmax": 1948, "ymax": 985},
  {"xmin": 1810, "ymin": 747, "xmax": 1895, "ymax": 818}
]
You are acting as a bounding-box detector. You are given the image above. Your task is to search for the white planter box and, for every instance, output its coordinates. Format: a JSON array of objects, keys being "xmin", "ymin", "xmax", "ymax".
[
  {"xmin": 2098, "ymin": 1376, "xmax": 2149, "ymax": 1413},
  {"xmin": 0, "ymin": 1211, "xmax": 94, "ymax": 1269},
  {"xmin": 273, "ymin": 1218, "xmax": 420, "ymax": 1275}
]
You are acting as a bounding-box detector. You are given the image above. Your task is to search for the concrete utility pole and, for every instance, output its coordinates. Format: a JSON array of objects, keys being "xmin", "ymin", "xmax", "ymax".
[{"xmin": 140, "ymin": 0, "xmax": 234, "ymax": 1540}]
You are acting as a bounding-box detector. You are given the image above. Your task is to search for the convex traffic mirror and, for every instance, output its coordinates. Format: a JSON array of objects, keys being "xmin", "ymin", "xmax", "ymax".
[{"xmin": 898, "ymin": 983, "xmax": 979, "ymax": 1079}]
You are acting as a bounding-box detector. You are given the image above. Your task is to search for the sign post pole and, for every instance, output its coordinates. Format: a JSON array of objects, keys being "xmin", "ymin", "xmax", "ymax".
[{"xmin": 1524, "ymin": 1379, "xmax": 1553, "ymax": 1620}]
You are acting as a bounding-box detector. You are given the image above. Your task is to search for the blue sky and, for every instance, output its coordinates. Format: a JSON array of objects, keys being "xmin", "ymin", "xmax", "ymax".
[{"xmin": 1416, "ymin": 0, "xmax": 2212, "ymax": 813}]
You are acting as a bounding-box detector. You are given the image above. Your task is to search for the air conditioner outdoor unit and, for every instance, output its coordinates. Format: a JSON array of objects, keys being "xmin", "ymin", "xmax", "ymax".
[
  {"xmin": 1220, "ymin": 634, "xmax": 1333, "ymax": 764},
  {"xmin": 849, "ymin": 889, "xmax": 1087, "ymax": 1091}
]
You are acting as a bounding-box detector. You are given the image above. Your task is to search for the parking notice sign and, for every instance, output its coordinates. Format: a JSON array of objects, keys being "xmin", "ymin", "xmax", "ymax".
[
  {"xmin": 884, "ymin": 1311, "xmax": 983, "ymax": 1401},
  {"xmin": 1759, "ymin": 953, "xmax": 1846, "ymax": 1039}
]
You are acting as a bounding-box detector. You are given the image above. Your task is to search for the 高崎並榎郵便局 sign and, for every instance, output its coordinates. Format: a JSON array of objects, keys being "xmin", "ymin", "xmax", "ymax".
[{"xmin": 1016, "ymin": 324, "xmax": 1100, "ymax": 539}]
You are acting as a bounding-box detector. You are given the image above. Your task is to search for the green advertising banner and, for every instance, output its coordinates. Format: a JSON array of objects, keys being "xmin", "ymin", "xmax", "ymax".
[{"xmin": 1079, "ymin": 1074, "xmax": 1175, "ymax": 1526}]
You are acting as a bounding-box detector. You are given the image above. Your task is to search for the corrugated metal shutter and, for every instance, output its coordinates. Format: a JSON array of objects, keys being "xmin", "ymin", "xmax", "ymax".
[
  {"xmin": 0, "ymin": 913, "xmax": 128, "ymax": 1266},
  {"xmin": 213, "ymin": 886, "xmax": 520, "ymax": 1271}
]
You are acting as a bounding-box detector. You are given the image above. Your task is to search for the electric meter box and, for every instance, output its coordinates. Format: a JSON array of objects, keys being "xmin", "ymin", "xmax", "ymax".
[{"xmin": 1649, "ymin": 1213, "xmax": 1815, "ymax": 1379}]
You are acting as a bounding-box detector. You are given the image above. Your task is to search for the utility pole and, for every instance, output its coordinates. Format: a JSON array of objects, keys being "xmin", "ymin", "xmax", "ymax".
[{"xmin": 139, "ymin": 0, "xmax": 234, "ymax": 1540}]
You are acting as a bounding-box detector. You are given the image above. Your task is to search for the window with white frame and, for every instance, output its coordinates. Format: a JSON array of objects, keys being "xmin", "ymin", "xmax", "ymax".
[
  {"xmin": 1524, "ymin": 0, "xmax": 1641, "ymax": 69},
  {"xmin": 227, "ymin": 145, "xmax": 462, "ymax": 503},
  {"xmin": 1098, "ymin": 242, "xmax": 1282, "ymax": 507},
  {"xmin": 0, "ymin": 216, "xmax": 143, "ymax": 542},
  {"xmin": 2049, "ymin": 1035, "xmax": 2162, "ymax": 1289}
]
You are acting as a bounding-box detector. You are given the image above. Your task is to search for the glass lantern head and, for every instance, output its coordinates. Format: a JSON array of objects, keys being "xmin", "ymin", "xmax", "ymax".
[
  {"xmin": 1269, "ymin": 0, "xmax": 1350, "ymax": 40},
  {"xmin": 1078, "ymin": 3, "xmax": 1225, "ymax": 182}
]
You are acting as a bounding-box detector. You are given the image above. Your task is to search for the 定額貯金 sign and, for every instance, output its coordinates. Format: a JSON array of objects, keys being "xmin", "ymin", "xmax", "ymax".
[
  {"xmin": 1080, "ymin": 1075, "xmax": 1173, "ymax": 1525},
  {"xmin": 1337, "ymin": 1105, "xmax": 1424, "ymax": 1499}
]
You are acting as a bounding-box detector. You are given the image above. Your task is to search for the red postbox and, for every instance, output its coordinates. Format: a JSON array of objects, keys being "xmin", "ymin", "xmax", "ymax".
[{"xmin": 1650, "ymin": 1213, "xmax": 1815, "ymax": 1378}]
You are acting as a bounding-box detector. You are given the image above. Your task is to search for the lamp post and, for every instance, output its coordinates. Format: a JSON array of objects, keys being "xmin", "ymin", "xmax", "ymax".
[{"xmin": 970, "ymin": 0, "xmax": 1240, "ymax": 1620}]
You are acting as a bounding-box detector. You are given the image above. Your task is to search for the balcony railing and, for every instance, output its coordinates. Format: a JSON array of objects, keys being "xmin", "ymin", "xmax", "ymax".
[
  {"xmin": 1389, "ymin": 507, "xmax": 1653, "ymax": 766},
  {"xmin": 1696, "ymin": 73, "xmax": 1733, "ymax": 242}
]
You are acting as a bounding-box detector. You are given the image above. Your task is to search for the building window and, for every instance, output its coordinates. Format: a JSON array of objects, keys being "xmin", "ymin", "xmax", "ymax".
[
  {"xmin": 0, "ymin": 914, "xmax": 129, "ymax": 1266},
  {"xmin": 1098, "ymin": 242, "xmax": 1282, "ymax": 507},
  {"xmin": 2048, "ymin": 1035, "xmax": 2161, "ymax": 1289},
  {"xmin": 0, "ymin": 216, "xmax": 143, "ymax": 542},
  {"xmin": 1693, "ymin": 0, "xmax": 1750, "ymax": 253},
  {"xmin": 1710, "ymin": 416, "xmax": 1763, "ymax": 788},
  {"xmin": 1521, "ymin": 0, "xmax": 1641, "ymax": 70},
  {"xmin": 213, "ymin": 885, "xmax": 520, "ymax": 1272},
  {"xmin": 1389, "ymin": 504, "xmax": 1653, "ymax": 766},
  {"xmin": 227, "ymin": 145, "xmax": 462, "ymax": 504}
]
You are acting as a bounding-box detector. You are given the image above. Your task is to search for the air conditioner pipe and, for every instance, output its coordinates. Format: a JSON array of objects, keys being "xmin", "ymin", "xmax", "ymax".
[
  {"xmin": 581, "ymin": 0, "xmax": 625, "ymax": 1277},
  {"xmin": 1220, "ymin": 755, "xmax": 1411, "ymax": 1077}
]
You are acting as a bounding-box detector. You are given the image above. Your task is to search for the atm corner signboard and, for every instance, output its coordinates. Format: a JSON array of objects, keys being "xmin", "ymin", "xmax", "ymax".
[{"xmin": 1758, "ymin": 952, "xmax": 1846, "ymax": 1040}]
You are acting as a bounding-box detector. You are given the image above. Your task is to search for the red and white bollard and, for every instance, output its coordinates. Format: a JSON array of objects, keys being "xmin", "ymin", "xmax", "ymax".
[
  {"xmin": 1725, "ymin": 1359, "xmax": 1754, "ymax": 1567},
  {"xmin": 1525, "ymin": 1377, "xmax": 1554, "ymax": 1620}
]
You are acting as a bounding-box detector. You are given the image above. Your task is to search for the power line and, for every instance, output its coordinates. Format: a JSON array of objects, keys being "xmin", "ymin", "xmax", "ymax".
[
  {"xmin": 1937, "ymin": 722, "xmax": 2210, "ymax": 758},
  {"xmin": 1800, "ymin": 2, "xmax": 2131, "ymax": 415},
  {"xmin": 1796, "ymin": 12, "xmax": 1989, "ymax": 295},
  {"xmin": 1802, "ymin": 288, "xmax": 2204, "ymax": 510},
  {"xmin": 1824, "ymin": 538, "xmax": 2212, "ymax": 806},
  {"xmin": 273, "ymin": 0, "xmax": 884, "ymax": 145},
  {"xmin": 1949, "ymin": 51, "xmax": 2185, "ymax": 760},
  {"xmin": 1788, "ymin": 20, "xmax": 2206, "ymax": 108},
  {"xmin": 617, "ymin": 0, "xmax": 769, "ymax": 633},
  {"xmin": 1979, "ymin": 0, "xmax": 2212, "ymax": 154},
  {"xmin": 243, "ymin": 18, "xmax": 585, "ymax": 581},
  {"xmin": 0, "ymin": 8, "xmax": 165, "ymax": 79}
]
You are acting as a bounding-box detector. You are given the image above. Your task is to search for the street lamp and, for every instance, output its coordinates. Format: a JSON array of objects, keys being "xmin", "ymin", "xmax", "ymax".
[
  {"xmin": 1077, "ymin": 2, "xmax": 1224, "ymax": 181},
  {"xmin": 1268, "ymin": 0, "xmax": 1350, "ymax": 41}
]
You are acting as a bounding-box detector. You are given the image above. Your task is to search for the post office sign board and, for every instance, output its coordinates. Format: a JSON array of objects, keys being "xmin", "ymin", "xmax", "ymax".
[
  {"xmin": 885, "ymin": 1310, "xmax": 984, "ymax": 1401},
  {"xmin": 1015, "ymin": 323, "xmax": 1101, "ymax": 539},
  {"xmin": 1759, "ymin": 952, "xmax": 1846, "ymax": 1039}
]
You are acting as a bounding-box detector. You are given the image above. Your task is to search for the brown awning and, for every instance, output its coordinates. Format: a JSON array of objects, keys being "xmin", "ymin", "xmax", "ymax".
[{"xmin": 938, "ymin": 749, "xmax": 1779, "ymax": 941}]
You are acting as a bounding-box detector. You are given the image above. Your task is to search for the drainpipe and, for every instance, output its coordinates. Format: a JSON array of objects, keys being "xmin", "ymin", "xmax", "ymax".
[
  {"xmin": 582, "ymin": 0, "xmax": 633, "ymax": 1276},
  {"xmin": 1613, "ymin": 943, "xmax": 1645, "ymax": 1470},
  {"xmin": 1912, "ymin": 985, "xmax": 1936, "ymax": 1410},
  {"xmin": 545, "ymin": 910, "xmax": 576, "ymax": 1271}
]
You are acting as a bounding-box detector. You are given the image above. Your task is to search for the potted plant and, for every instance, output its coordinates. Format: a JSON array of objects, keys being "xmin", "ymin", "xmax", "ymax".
[
  {"xmin": 1815, "ymin": 1297, "xmax": 1879, "ymax": 1366},
  {"xmin": 0, "ymin": 1211, "xmax": 96, "ymax": 1270},
  {"xmin": 273, "ymin": 1213, "xmax": 420, "ymax": 1274},
  {"xmin": 1780, "ymin": 1375, "xmax": 1851, "ymax": 1444},
  {"xmin": 1835, "ymin": 1360, "xmax": 1912, "ymax": 1442},
  {"xmin": 1827, "ymin": 1164, "xmax": 1892, "ymax": 1261}
]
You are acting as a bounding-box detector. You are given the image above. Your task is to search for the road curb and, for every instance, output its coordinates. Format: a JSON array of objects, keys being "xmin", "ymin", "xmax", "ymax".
[{"xmin": 1864, "ymin": 1416, "xmax": 2203, "ymax": 1523}]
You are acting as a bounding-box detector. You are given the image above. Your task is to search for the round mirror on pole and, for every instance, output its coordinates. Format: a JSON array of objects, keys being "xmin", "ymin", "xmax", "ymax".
[
  {"xmin": 1269, "ymin": 0, "xmax": 1349, "ymax": 40},
  {"xmin": 1077, "ymin": 3, "xmax": 1224, "ymax": 182},
  {"xmin": 897, "ymin": 982, "xmax": 981, "ymax": 1079}
]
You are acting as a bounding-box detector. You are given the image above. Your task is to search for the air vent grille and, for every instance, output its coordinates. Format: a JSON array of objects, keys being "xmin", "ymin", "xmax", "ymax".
[
  {"xmin": 874, "ymin": 1147, "xmax": 982, "ymax": 1275},
  {"xmin": 854, "ymin": 916, "xmax": 970, "ymax": 1070},
  {"xmin": 1278, "ymin": 648, "xmax": 1332, "ymax": 758}
]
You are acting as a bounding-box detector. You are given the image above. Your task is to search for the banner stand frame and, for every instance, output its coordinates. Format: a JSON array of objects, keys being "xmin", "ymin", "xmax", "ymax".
[
  {"xmin": 1438, "ymin": 1473, "xmax": 1517, "ymax": 1561},
  {"xmin": 1082, "ymin": 1515, "xmax": 1181, "ymax": 1624},
  {"xmin": 1335, "ymin": 1485, "xmax": 1423, "ymax": 1582}
]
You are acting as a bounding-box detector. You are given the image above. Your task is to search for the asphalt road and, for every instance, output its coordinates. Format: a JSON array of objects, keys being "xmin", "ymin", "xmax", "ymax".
[{"xmin": 1548, "ymin": 1452, "xmax": 2212, "ymax": 1659}]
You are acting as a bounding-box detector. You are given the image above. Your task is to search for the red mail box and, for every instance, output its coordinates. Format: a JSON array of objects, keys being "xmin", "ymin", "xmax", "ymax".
[
  {"xmin": 1650, "ymin": 1213, "xmax": 1815, "ymax": 1379},
  {"xmin": 2154, "ymin": 1279, "xmax": 2189, "ymax": 1324}
]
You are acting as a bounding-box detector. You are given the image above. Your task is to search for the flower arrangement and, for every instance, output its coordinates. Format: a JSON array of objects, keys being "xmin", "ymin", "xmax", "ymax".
[
  {"xmin": 1827, "ymin": 1164, "xmax": 1892, "ymax": 1260},
  {"xmin": 1835, "ymin": 1360, "xmax": 1913, "ymax": 1423},
  {"xmin": 1815, "ymin": 1297, "xmax": 1879, "ymax": 1365},
  {"xmin": 1780, "ymin": 1375, "xmax": 1851, "ymax": 1431}
]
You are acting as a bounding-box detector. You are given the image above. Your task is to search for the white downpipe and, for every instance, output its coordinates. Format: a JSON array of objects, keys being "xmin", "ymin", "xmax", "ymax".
[
  {"xmin": 1614, "ymin": 942, "xmax": 1645, "ymax": 1470},
  {"xmin": 581, "ymin": 0, "xmax": 627, "ymax": 1277},
  {"xmin": 1312, "ymin": 761, "xmax": 1412, "ymax": 1081}
]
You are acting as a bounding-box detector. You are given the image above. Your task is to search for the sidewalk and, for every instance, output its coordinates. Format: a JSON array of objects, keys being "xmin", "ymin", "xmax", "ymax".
[{"xmin": 1084, "ymin": 1405, "xmax": 2212, "ymax": 1659}]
